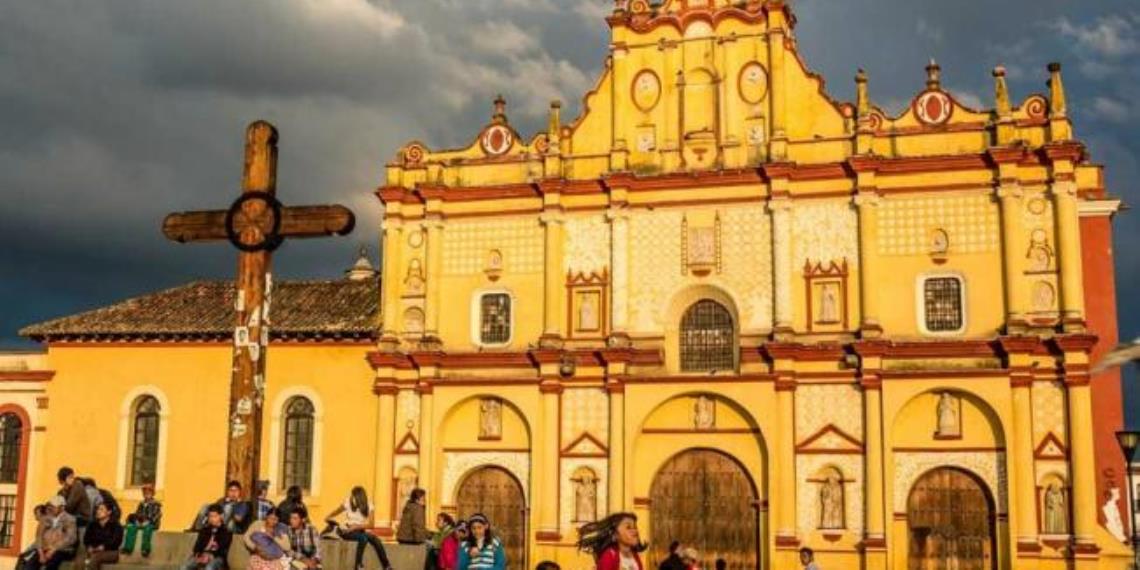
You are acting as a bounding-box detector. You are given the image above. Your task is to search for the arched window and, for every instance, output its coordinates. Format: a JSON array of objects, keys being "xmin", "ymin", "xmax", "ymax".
[
  {"xmin": 680, "ymin": 300, "xmax": 735, "ymax": 372},
  {"xmin": 0, "ymin": 414, "xmax": 22, "ymax": 484},
  {"xmin": 130, "ymin": 397, "xmax": 160, "ymax": 486},
  {"xmin": 282, "ymin": 397, "xmax": 315, "ymax": 490}
]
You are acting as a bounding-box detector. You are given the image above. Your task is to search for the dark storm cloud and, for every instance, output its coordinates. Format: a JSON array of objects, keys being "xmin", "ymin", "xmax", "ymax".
[{"xmin": 2, "ymin": 1, "xmax": 1138, "ymax": 409}]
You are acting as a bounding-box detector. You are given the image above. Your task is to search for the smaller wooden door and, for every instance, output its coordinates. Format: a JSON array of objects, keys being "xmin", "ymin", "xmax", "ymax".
[
  {"xmin": 907, "ymin": 468, "xmax": 995, "ymax": 570},
  {"xmin": 456, "ymin": 466, "xmax": 527, "ymax": 570}
]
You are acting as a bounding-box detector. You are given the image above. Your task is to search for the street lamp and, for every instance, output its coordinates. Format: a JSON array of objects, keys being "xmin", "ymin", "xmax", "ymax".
[{"xmin": 1116, "ymin": 430, "xmax": 1140, "ymax": 570}]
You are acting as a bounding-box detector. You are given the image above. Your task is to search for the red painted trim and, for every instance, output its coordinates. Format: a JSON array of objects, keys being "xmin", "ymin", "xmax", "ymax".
[
  {"xmin": 0, "ymin": 371, "xmax": 54, "ymax": 382},
  {"xmin": 795, "ymin": 424, "xmax": 864, "ymax": 453},
  {"xmin": 641, "ymin": 428, "xmax": 761, "ymax": 435},
  {"xmin": 561, "ymin": 432, "xmax": 609, "ymax": 455},
  {"xmin": 1033, "ymin": 432, "xmax": 1068, "ymax": 460},
  {"xmin": 0, "ymin": 404, "xmax": 31, "ymax": 556},
  {"xmin": 892, "ymin": 446, "xmax": 1006, "ymax": 453}
]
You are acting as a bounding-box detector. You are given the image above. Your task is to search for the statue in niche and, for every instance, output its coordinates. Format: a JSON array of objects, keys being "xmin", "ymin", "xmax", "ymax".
[
  {"xmin": 479, "ymin": 398, "xmax": 502, "ymax": 440},
  {"xmin": 573, "ymin": 471, "xmax": 598, "ymax": 522},
  {"xmin": 936, "ymin": 392, "xmax": 960, "ymax": 438},
  {"xmin": 693, "ymin": 396, "xmax": 715, "ymax": 430},
  {"xmin": 1026, "ymin": 229, "xmax": 1054, "ymax": 272},
  {"xmin": 397, "ymin": 469, "xmax": 418, "ymax": 508},
  {"xmin": 818, "ymin": 282, "xmax": 840, "ymax": 323},
  {"xmin": 1043, "ymin": 483, "xmax": 1068, "ymax": 534},
  {"xmin": 688, "ymin": 228, "xmax": 716, "ymax": 266},
  {"xmin": 819, "ymin": 471, "xmax": 844, "ymax": 529},
  {"xmin": 405, "ymin": 259, "xmax": 425, "ymax": 295},
  {"xmin": 578, "ymin": 292, "xmax": 599, "ymax": 331}
]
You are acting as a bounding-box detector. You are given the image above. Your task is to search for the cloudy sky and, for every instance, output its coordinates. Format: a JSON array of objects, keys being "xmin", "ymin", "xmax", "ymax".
[{"xmin": 2, "ymin": 0, "xmax": 1139, "ymax": 410}]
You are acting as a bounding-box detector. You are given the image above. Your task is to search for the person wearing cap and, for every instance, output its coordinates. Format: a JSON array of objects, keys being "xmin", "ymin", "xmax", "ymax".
[
  {"xmin": 457, "ymin": 514, "xmax": 505, "ymax": 570},
  {"xmin": 26, "ymin": 495, "xmax": 77, "ymax": 570},
  {"xmin": 121, "ymin": 483, "xmax": 163, "ymax": 557}
]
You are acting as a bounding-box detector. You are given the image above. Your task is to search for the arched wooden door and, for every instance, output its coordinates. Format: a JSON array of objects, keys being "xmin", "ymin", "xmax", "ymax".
[
  {"xmin": 650, "ymin": 449, "xmax": 759, "ymax": 570},
  {"xmin": 456, "ymin": 466, "xmax": 526, "ymax": 570},
  {"xmin": 907, "ymin": 467, "xmax": 996, "ymax": 570}
]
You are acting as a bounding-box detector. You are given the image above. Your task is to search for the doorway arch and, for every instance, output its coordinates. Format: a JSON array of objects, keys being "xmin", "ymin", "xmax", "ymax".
[
  {"xmin": 649, "ymin": 448, "xmax": 759, "ymax": 570},
  {"xmin": 906, "ymin": 467, "xmax": 996, "ymax": 570},
  {"xmin": 455, "ymin": 466, "xmax": 527, "ymax": 570}
]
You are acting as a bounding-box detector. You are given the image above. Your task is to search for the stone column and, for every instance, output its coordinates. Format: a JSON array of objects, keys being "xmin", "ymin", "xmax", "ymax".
[
  {"xmin": 766, "ymin": 9, "xmax": 788, "ymax": 161},
  {"xmin": 380, "ymin": 222, "xmax": 404, "ymax": 339},
  {"xmin": 854, "ymin": 190, "xmax": 882, "ymax": 336},
  {"xmin": 417, "ymin": 384, "xmax": 434, "ymax": 516},
  {"xmin": 1065, "ymin": 360, "xmax": 1098, "ymax": 549},
  {"xmin": 423, "ymin": 219, "xmax": 444, "ymax": 339},
  {"xmin": 1052, "ymin": 178, "xmax": 1086, "ymax": 330},
  {"xmin": 540, "ymin": 213, "xmax": 566, "ymax": 345},
  {"xmin": 608, "ymin": 208, "xmax": 631, "ymax": 338},
  {"xmin": 538, "ymin": 381, "xmax": 562, "ymax": 537},
  {"xmin": 997, "ymin": 184, "xmax": 1027, "ymax": 330},
  {"xmin": 863, "ymin": 375, "xmax": 886, "ymax": 545},
  {"xmin": 769, "ymin": 195, "xmax": 793, "ymax": 337},
  {"xmin": 774, "ymin": 373, "xmax": 797, "ymax": 548},
  {"xmin": 607, "ymin": 383, "xmax": 625, "ymax": 513},
  {"xmin": 373, "ymin": 386, "xmax": 397, "ymax": 531},
  {"xmin": 1011, "ymin": 374, "xmax": 1039, "ymax": 549}
]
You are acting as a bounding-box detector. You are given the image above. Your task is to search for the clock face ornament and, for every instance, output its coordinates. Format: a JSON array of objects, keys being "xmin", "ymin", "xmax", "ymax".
[
  {"xmin": 632, "ymin": 70, "xmax": 661, "ymax": 112},
  {"xmin": 738, "ymin": 62, "xmax": 769, "ymax": 104}
]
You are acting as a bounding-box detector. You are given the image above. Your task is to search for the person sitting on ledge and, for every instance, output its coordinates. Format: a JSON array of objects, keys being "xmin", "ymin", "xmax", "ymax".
[
  {"xmin": 26, "ymin": 496, "xmax": 77, "ymax": 570},
  {"xmin": 121, "ymin": 483, "xmax": 163, "ymax": 558},
  {"xmin": 286, "ymin": 507, "xmax": 322, "ymax": 570},
  {"xmin": 397, "ymin": 488, "xmax": 429, "ymax": 545},
  {"xmin": 191, "ymin": 480, "xmax": 250, "ymax": 534},
  {"xmin": 83, "ymin": 502, "xmax": 124, "ymax": 570},
  {"xmin": 244, "ymin": 507, "xmax": 291, "ymax": 570},
  {"xmin": 182, "ymin": 504, "xmax": 232, "ymax": 570}
]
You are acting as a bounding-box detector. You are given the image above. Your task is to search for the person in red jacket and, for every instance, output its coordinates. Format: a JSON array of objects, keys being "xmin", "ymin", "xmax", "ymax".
[
  {"xmin": 576, "ymin": 513, "xmax": 644, "ymax": 570},
  {"xmin": 438, "ymin": 520, "xmax": 466, "ymax": 570}
]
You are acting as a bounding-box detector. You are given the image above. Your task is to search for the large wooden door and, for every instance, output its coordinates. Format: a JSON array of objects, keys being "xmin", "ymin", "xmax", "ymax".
[
  {"xmin": 650, "ymin": 449, "xmax": 759, "ymax": 570},
  {"xmin": 456, "ymin": 466, "xmax": 526, "ymax": 570},
  {"xmin": 907, "ymin": 468, "xmax": 995, "ymax": 570}
]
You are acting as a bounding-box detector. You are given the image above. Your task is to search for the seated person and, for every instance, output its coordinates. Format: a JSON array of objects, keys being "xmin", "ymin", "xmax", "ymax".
[
  {"xmin": 255, "ymin": 481, "xmax": 275, "ymax": 521},
  {"xmin": 191, "ymin": 480, "xmax": 250, "ymax": 534},
  {"xmin": 243, "ymin": 508, "xmax": 290, "ymax": 570},
  {"xmin": 276, "ymin": 486, "xmax": 306, "ymax": 525},
  {"xmin": 286, "ymin": 508, "xmax": 322, "ymax": 570},
  {"xmin": 121, "ymin": 483, "xmax": 163, "ymax": 557},
  {"xmin": 56, "ymin": 467, "xmax": 90, "ymax": 527},
  {"xmin": 26, "ymin": 496, "xmax": 77, "ymax": 570},
  {"xmin": 16, "ymin": 503, "xmax": 51, "ymax": 569},
  {"xmin": 83, "ymin": 503, "xmax": 124, "ymax": 570},
  {"xmin": 182, "ymin": 505, "xmax": 232, "ymax": 570}
]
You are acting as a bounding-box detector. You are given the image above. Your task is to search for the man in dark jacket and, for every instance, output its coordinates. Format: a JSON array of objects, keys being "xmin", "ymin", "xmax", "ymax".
[
  {"xmin": 83, "ymin": 503, "xmax": 124, "ymax": 570},
  {"xmin": 56, "ymin": 467, "xmax": 90, "ymax": 527},
  {"xmin": 396, "ymin": 488, "xmax": 429, "ymax": 544},
  {"xmin": 181, "ymin": 505, "xmax": 231, "ymax": 570},
  {"xmin": 659, "ymin": 541, "xmax": 685, "ymax": 570}
]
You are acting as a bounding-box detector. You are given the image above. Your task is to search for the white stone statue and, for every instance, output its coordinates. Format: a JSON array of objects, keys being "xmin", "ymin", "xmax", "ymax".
[
  {"xmin": 820, "ymin": 472, "xmax": 844, "ymax": 529},
  {"xmin": 936, "ymin": 392, "xmax": 960, "ymax": 437},
  {"xmin": 1102, "ymin": 487, "xmax": 1128, "ymax": 542},
  {"xmin": 397, "ymin": 469, "xmax": 418, "ymax": 506},
  {"xmin": 694, "ymin": 396, "xmax": 715, "ymax": 430},
  {"xmin": 819, "ymin": 283, "xmax": 840, "ymax": 323},
  {"xmin": 480, "ymin": 398, "xmax": 502, "ymax": 439},
  {"xmin": 574, "ymin": 473, "xmax": 597, "ymax": 522},
  {"xmin": 1043, "ymin": 483, "xmax": 1068, "ymax": 534}
]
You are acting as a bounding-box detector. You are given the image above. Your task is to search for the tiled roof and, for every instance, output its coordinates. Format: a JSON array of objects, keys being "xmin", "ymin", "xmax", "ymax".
[{"xmin": 20, "ymin": 279, "xmax": 379, "ymax": 341}]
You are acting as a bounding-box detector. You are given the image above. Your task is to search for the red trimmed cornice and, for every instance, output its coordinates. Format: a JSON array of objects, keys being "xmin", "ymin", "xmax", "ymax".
[
  {"xmin": 998, "ymin": 335, "xmax": 1041, "ymax": 356},
  {"xmin": 0, "ymin": 371, "xmax": 54, "ymax": 383},
  {"xmin": 1041, "ymin": 141, "xmax": 1086, "ymax": 163},
  {"xmin": 986, "ymin": 146, "xmax": 1028, "ymax": 165},
  {"xmin": 1051, "ymin": 333, "xmax": 1098, "ymax": 354}
]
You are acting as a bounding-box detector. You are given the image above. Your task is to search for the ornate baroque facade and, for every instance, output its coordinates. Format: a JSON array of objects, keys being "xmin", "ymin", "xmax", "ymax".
[{"xmin": 2, "ymin": 1, "xmax": 1132, "ymax": 570}]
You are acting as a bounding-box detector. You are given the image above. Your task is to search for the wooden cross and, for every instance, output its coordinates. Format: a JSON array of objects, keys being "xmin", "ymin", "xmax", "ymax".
[{"xmin": 162, "ymin": 120, "xmax": 355, "ymax": 499}]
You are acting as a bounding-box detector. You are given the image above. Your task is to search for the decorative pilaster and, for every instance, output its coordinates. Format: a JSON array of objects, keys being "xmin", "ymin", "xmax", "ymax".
[
  {"xmin": 607, "ymin": 208, "xmax": 631, "ymax": 341},
  {"xmin": 769, "ymin": 194, "xmax": 793, "ymax": 338},
  {"xmin": 540, "ymin": 212, "xmax": 566, "ymax": 346},
  {"xmin": 373, "ymin": 384, "xmax": 398, "ymax": 532},
  {"xmin": 1002, "ymin": 337, "xmax": 1042, "ymax": 553},
  {"xmin": 380, "ymin": 222, "xmax": 405, "ymax": 343},
  {"xmin": 853, "ymin": 186, "xmax": 882, "ymax": 336},
  {"xmin": 772, "ymin": 357, "xmax": 797, "ymax": 548},
  {"xmin": 855, "ymin": 341, "xmax": 887, "ymax": 560},
  {"xmin": 416, "ymin": 382, "xmax": 435, "ymax": 522},
  {"xmin": 538, "ymin": 378, "xmax": 562, "ymax": 537},
  {"xmin": 766, "ymin": 6, "xmax": 788, "ymax": 161},
  {"xmin": 1048, "ymin": 149, "xmax": 1086, "ymax": 331},
  {"xmin": 1059, "ymin": 338, "xmax": 1099, "ymax": 554},
  {"xmin": 423, "ymin": 218, "xmax": 444, "ymax": 339},
  {"xmin": 995, "ymin": 178, "xmax": 1027, "ymax": 331}
]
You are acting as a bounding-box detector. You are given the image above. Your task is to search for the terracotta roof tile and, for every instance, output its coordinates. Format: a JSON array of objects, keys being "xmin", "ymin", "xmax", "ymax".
[{"xmin": 20, "ymin": 279, "xmax": 379, "ymax": 341}]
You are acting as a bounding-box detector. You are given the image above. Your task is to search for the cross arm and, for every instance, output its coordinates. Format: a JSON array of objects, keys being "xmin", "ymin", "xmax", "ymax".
[{"xmin": 163, "ymin": 205, "xmax": 354, "ymax": 244}]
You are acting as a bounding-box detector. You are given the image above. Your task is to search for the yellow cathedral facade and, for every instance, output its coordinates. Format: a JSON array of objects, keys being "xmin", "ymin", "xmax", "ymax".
[{"xmin": 2, "ymin": 1, "xmax": 1135, "ymax": 569}]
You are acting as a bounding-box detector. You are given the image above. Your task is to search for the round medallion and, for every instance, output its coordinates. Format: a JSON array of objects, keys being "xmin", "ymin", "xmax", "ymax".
[
  {"xmin": 914, "ymin": 90, "xmax": 953, "ymax": 126},
  {"xmin": 632, "ymin": 70, "xmax": 661, "ymax": 112},
  {"xmin": 1030, "ymin": 228, "xmax": 1048, "ymax": 245},
  {"xmin": 480, "ymin": 125, "xmax": 514, "ymax": 156},
  {"xmin": 534, "ymin": 134, "xmax": 550, "ymax": 154},
  {"xmin": 407, "ymin": 230, "xmax": 424, "ymax": 248},
  {"xmin": 1028, "ymin": 198, "xmax": 1047, "ymax": 215},
  {"xmin": 1033, "ymin": 281, "xmax": 1056, "ymax": 311},
  {"xmin": 738, "ymin": 62, "xmax": 769, "ymax": 105},
  {"xmin": 404, "ymin": 143, "xmax": 426, "ymax": 164}
]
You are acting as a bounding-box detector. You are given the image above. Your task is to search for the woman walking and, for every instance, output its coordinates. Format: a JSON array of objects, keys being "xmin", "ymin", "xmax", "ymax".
[
  {"xmin": 456, "ymin": 514, "xmax": 505, "ymax": 570},
  {"xmin": 323, "ymin": 487, "xmax": 392, "ymax": 570},
  {"xmin": 577, "ymin": 513, "xmax": 644, "ymax": 570}
]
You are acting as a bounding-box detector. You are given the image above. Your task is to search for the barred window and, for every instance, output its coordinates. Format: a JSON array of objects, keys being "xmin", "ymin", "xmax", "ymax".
[
  {"xmin": 0, "ymin": 495, "xmax": 15, "ymax": 549},
  {"xmin": 480, "ymin": 293, "xmax": 512, "ymax": 345},
  {"xmin": 923, "ymin": 277, "xmax": 964, "ymax": 332},
  {"xmin": 282, "ymin": 397, "xmax": 315, "ymax": 490},
  {"xmin": 130, "ymin": 396, "xmax": 160, "ymax": 487},
  {"xmin": 0, "ymin": 414, "xmax": 21, "ymax": 484},
  {"xmin": 680, "ymin": 300, "xmax": 735, "ymax": 372}
]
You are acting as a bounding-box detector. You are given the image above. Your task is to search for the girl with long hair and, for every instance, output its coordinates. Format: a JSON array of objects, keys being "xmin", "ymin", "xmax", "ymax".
[
  {"xmin": 576, "ymin": 513, "xmax": 644, "ymax": 570},
  {"xmin": 323, "ymin": 487, "xmax": 391, "ymax": 570},
  {"xmin": 456, "ymin": 514, "xmax": 505, "ymax": 570}
]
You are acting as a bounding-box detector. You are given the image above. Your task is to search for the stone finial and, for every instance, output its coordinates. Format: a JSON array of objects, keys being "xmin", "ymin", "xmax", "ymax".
[
  {"xmin": 993, "ymin": 66, "xmax": 1011, "ymax": 116},
  {"xmin": 926, "ymin": 58, "xmax": 942, "ymax": 90},
  {"xmin": 1048, "ymin": 62, "xmax": 1067, "ymax": 117},
  {"xmin": 856, "ymin": 68, "xmax": 870, "ymax": 117},
  {"xmin": 549, "ymin": 100, "xmax": 562, "ymax": 139},
  {"xmin": 346, "ymin": 246, "xmax": 378, "ymax": 281},
  {"xmin": 492, "ymin": 95, "xmax": 508, "ymax": 124}
]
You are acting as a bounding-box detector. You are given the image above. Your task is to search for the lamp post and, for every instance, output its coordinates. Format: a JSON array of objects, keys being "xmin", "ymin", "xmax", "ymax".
[{"xmin": 1117, "ymin": 431, "xmax": 1140, "ymax": 570}]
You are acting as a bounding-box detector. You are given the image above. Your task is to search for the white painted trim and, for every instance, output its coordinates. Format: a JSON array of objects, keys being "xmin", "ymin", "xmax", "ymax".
[
  {"xmin": 469, "ymin": 289, "xmax": 516, "ymax": 349},
  {"xmin": 1077, "ymin": 199, "xmax": 1122, "ymax": 218},
  {"xmin": 915, "ymin": 272, "xmax": 968, "ymax": 337},
  {"xmin": 267, "ymin": 387, "xmax": 324, "ymax": 502},
  {"xmin": 115, "ymin": 386, "xmax": 171, "ymax": 494}
]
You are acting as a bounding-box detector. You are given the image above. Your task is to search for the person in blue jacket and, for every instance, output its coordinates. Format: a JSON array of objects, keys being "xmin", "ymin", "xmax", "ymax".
[{"xmin": 456, "ymin": 514, "xmax": 505, "ymax": 570}]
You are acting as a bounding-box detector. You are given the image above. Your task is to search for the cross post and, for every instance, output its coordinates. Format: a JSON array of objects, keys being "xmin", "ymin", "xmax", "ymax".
[{"xmin": 162, "ymin": 120, "xmax": 355, "ymax": 510}]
